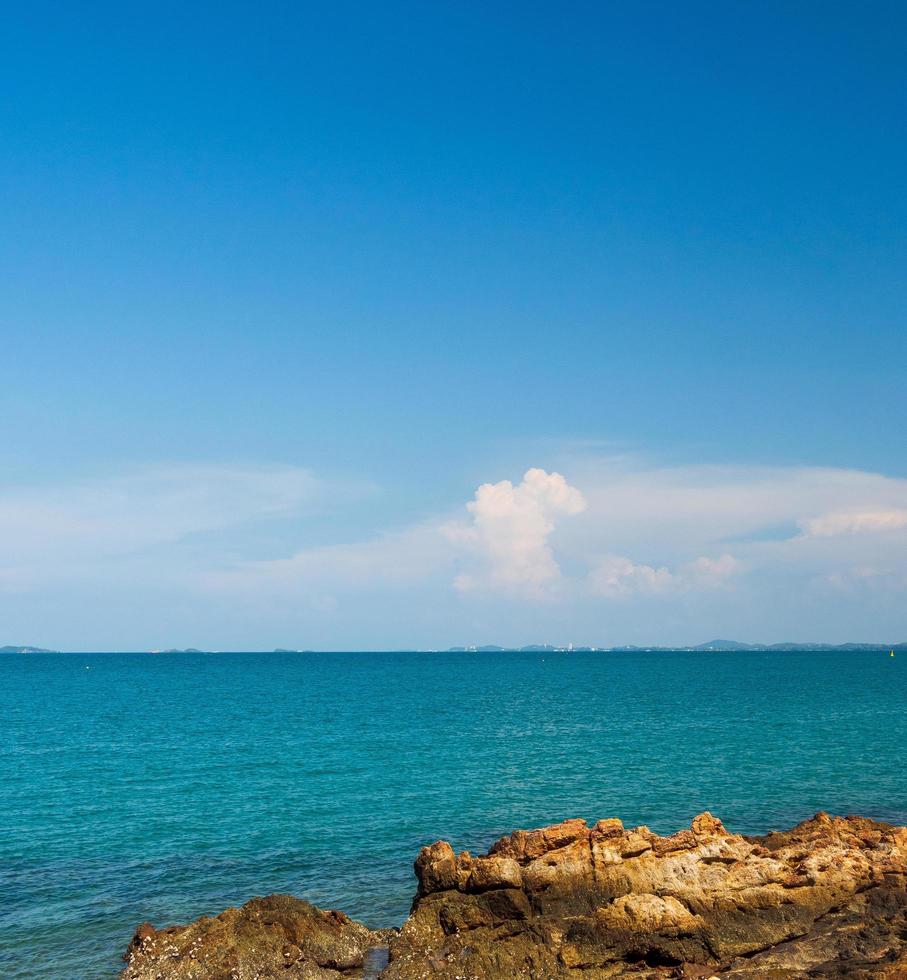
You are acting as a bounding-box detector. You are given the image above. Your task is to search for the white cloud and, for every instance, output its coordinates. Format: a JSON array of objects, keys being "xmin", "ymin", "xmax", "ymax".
[
  {"xmin": 446, "ymin": 468, "xmax": 586, "ymax": 598},
  {"xmin": 799, "ymin": 509, "xmax": 907, "ymax": 538},
  {"xmin": 587, "ymin": 555, "xmax": 674, "ymax": 597},
  {"xmin": 587, "ymin": 552, "xmax": 741, "ymax": 598},
  {"xmin": 556, "ymin": 459, "xmax": 907, "ymax": 554},
  {"xmin": 686, "ymin": 553, "xmax": 742, "ymax": 584}
]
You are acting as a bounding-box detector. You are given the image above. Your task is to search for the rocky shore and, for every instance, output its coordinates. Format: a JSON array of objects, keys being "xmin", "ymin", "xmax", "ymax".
[{"xmin": 122, "ymin": 811, "xmax": 907, "ymax": 979}]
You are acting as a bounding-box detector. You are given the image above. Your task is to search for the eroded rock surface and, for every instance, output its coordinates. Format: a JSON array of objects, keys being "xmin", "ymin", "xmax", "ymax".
[
  {"xmin": 121, "ymin": 894, "xmax": 382, "ymax": 979},
  {"xmin": 386, "ymin": 812, "xmax": 907, "ymax": 978},
  {"xmin": 122, "ymin": 813, "xmax": 907, "ymax": 979}
]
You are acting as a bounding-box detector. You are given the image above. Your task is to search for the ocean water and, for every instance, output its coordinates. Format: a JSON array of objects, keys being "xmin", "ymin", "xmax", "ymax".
[{"xmin": 1, "ymin": 650, "xmax": 905, "ymax": 979}]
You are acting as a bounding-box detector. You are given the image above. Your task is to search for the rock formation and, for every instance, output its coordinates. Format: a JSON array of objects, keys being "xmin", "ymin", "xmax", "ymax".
[
  {"xmin": 121, "ymin": 894, "xmax": 388, "ymax": 979},
  {"xmin": 388, "ymin": 811, "xmax": 907, "ymax": 978},
  {"xmin": 123, "ymin": 812, "xmax": 907, "ymax": 978}
]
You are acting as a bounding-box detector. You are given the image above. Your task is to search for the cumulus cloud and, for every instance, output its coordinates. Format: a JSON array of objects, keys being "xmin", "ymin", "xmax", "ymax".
[
  {"xmin": 446, "ymin": 468, "xmax": 586, "ymax": 597},
  {"xmin": 799, "ymin": 509, "xmax": 907, "ymax": 538}
]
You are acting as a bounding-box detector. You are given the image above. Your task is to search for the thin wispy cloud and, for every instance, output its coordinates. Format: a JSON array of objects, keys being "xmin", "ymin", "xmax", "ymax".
[
  {"xmin": 0, "ymin": 463, "xmax": 337, "ymax": 581},
  {"xmin": 585, "ymin": 553, "xmax": 741, "ymax": 599},
  {"xmin": 799, "ymin": 509, "xmax": 907, "ymax": 538}
]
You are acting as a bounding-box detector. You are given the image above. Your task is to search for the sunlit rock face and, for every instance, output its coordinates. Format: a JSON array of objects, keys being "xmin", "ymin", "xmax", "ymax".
[{"xmin": 386, "ymin": 811, "xmax": 907, "ymax": 978}]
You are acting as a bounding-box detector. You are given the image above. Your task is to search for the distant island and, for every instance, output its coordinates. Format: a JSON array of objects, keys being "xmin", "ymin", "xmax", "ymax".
[
  {"xmin": 148, "ymin": 648, "xmax": 206, "ymax": 654},
  {"xmin": 0, "ymin": 645, "xmax": 57, "ymax": 654}
]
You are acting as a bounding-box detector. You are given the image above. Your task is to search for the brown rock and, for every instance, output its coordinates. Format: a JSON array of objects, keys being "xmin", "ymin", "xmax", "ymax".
[
  {"xmin": 125, "ymin": 922, "xmax": 156, "ymax": 957},
  {"xmin": 690, "ymin": 811, "xmax": 728, "ymax": 838},
  {"xmin": 593, "ymin": 817, "xmax": 626, "ymax": 836},
  {"xmin": 120, "ymin": 894, "xmax": 378, "ymax": 979},
  {"xmin": 414, "ymin": 840, "xmax": 458, "ymax": 895},
  {"xmin": 490, "ymin": 817, "xmax": 590, "ymax": 861},
  {"xmin": 462, "ymin": 854, "xmax": 523, "ymax": 892},
  {"xmin": 385, "ymin": 811, "xmax": 907, "ymax": 978}
]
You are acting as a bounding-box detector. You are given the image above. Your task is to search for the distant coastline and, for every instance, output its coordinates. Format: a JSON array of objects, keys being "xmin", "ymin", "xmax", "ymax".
[
  {"xmin": 2, "ymin": 639, "xmax": 904, "ymax": 654},
  {"xmin": 0, "ymin": 645, "xmax": 57, "ymax": 654},
  {"xmin": 447, "ymin": 639, "xmax": 906, "ymax": 653}
]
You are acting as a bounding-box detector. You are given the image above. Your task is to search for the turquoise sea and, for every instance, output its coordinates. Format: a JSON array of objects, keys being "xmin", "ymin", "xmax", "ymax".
[{"xmin": 2, "ymin": 650, "xmax": 905, "ymax": 978}]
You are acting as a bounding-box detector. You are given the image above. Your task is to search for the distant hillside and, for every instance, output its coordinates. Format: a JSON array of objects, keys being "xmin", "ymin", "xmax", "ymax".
[
  {"xmin": 449, "ymin": 639, "xmax": 907, "ymax": 654},
  {"xmin": 0, "ymin": 645, "xmax": 56, "ymax": 654},
  {"xmin": 694, "ymin": 639, "xmax": 907, "ymax": 652},
  {"xmin": 693, "ymin": 639, "xmax": 758, "ymax": 651}
]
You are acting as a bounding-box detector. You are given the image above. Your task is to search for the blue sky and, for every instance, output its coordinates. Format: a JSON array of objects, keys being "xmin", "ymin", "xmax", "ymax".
[{"xmin": 2, "ymin": 3, "xmax": 906, "ymax": 649}]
